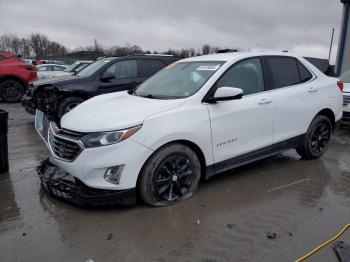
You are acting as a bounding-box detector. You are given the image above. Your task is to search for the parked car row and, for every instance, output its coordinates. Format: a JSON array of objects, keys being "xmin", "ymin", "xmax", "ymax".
[
  {"xmin": 0, "ymin": 52, "xmax": 94, "ymax": 102},
  {"xmin": 36, "ymin": 60, "xmax": 92, "ymax": 79},
  {"xmin": 32, "ymin": 52, "xmax": 343, "ymax": 207},
  {"xmin": 37, "ymin": 64, "xmax": 68, "ymax": 79},
  {"xmin": 22, "ymin": 55, "xmax": 179, "ymax": 118},
  {"xmin": 0, "ymin": 51, "xmax": 37, "ymax": 102}
]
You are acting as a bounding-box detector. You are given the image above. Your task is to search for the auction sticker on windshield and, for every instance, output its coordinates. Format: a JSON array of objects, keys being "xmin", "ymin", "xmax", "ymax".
[{"xmin": 196, "ymin": 64, "xmax": 221, "ymax": 71}]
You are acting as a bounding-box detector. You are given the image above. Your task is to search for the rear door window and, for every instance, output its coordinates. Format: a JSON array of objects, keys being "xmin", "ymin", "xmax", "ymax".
[
  {"xmin": 38, "ymin": 66, "xmax": 52, "ymax": 71},
  {"xmin": 53, "ymin": 66, "xmax": 65, "ymax": 71},
  {"xmin": 141, "ymin": 59, "xmax": 166, "ymax": 78},
  {"xmin": 267, "ymin": 57, "xmax": 301, "ymax": 89},
  {"xmin": 297, "ymin": 61, "xmax": 313, "ymax": 83}
]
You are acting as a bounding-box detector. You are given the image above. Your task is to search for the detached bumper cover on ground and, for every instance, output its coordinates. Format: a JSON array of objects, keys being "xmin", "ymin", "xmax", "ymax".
[{"xmin": 37, "ymin": 158, "xmax": 136, "ymax": 206}]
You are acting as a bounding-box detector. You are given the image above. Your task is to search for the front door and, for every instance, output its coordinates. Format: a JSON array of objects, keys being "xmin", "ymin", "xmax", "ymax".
[
  {"xmin": 207, "ymin": 57, "xmax": 274, "ymax": 164},
  {"xmin": 99, "ymin": 59, "xmax": 141, "ymax": 94}
]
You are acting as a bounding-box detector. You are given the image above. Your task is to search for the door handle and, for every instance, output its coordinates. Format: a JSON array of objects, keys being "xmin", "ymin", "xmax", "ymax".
[
  {"xmin": 308, "ymin": 87, "xmax": 318, "ymax": 93},
  {"xmin": 258, "ymin": 98, "xmax": 272, "ymax": 105}
]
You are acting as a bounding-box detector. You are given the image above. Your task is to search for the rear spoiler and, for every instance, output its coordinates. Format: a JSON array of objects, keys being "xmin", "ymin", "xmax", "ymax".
[{"xmin": 303, "ymin": 57, "xmax": 336, "ymax": 77}]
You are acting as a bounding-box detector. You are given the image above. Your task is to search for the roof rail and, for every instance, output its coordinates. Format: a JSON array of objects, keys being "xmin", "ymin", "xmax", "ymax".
[
  {"xmin": 145, "ymin": 54, "xmax": 174, "ymax": 57},
  {"xmin": 126, "ymin": 53, "xmax": 174, "ymax": 57}
]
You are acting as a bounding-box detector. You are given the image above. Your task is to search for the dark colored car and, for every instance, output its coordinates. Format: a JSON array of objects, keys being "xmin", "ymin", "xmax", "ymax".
[
  {"xmin": 64, "ymin": 60, "xmax": 93, "ymax": 74},
  {"xmin": 22, "ymin": 55, "xmax": 179, "ymax": 120},
  {"xmin": 0, "ymin": 51, "xmax": 37, "ymax": 102}
]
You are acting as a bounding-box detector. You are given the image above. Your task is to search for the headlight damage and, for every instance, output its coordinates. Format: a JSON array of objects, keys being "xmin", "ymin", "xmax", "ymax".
[{"xmin": 80, "ymin": 125, "xmax": 141, "ymax": 148}]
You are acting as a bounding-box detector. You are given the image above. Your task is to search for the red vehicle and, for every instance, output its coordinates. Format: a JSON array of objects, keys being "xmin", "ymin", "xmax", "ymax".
[{"xmin": 0, "ymin": 52, "xmax": 37, "ymax": 102}]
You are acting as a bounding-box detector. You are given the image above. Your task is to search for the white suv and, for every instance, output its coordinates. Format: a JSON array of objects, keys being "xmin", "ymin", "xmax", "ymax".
[
  {"xmin": 339, "ymin": 69, "xmax": 350, "ymax": 119},
  {"xmin": 36, "ymin": 52, "xmax": 343, "ymax": 207}
]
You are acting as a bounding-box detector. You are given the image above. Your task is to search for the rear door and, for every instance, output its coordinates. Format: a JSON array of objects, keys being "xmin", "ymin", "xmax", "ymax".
[
  {"xmin": 207, "ymin": 57, "xmax": 274, "ymax": 164},
  {"xmin": 99, "ymin": 59, "xmax": 142, "ymax": 94},
  {"xmin": 265, "ymin": 56, "xmax": 317, "ymax": 143}
]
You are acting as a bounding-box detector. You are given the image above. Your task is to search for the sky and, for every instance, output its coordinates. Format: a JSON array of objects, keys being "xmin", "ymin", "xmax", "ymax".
[{"xmin": 0, "ymin": 0, "xmax": 344, "ymax": 62}]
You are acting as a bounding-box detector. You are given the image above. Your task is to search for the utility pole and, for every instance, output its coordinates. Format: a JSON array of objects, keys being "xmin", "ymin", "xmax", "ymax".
[{"xmin": 328, "ymin": 28, "xmax": 334, "ymax": 62}]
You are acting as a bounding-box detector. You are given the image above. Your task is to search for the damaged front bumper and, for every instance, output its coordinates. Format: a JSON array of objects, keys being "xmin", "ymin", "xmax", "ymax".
[{"xmin": 37, "ymin": 158, "xmax": 136, "ymax": 206}]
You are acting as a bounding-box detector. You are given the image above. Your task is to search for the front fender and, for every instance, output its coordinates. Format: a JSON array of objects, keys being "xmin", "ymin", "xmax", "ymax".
[{"xmin": 132, "ymin": 104, "xmax": 214, "ymax": 166}]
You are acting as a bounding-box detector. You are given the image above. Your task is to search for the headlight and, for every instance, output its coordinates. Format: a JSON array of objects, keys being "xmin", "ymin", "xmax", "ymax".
[{"xmin": 80, "ymin": 125, "xmax": 141, "ymax": 148}]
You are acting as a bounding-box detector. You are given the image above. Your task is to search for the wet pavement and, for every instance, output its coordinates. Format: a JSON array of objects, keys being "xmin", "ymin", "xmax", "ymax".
[{"xmin": 1, "ymin": 103, "xmax": 350, "ymax": 262}]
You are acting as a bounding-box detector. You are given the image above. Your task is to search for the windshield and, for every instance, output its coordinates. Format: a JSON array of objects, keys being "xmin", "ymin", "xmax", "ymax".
[
  {"xmin": 135, "ymin": 61, "xmax": 225, "ymax": 98},
  {"xmin": 76, "ymin": 59, "xmax": 112, "ymax": 77},
  {"xmin": 340, "ymin": 69, "xmax": 350, "ymax": 83},
  {"xmin": 64, "ymin": 61, "xmax": 80, "ymax": 72}
]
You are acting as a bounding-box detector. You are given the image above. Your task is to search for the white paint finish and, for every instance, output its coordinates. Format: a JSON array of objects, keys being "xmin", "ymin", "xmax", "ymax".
[
  {"xmin": 61, "ymin": 91, "xmax": 186, "ymax": 132},
  {"xmin": 37, "ymin": 52, "xmax": 344, "ymax": 190},
  {"xmin": 207, "ymin": 93, "xmax": 274, "ymax": 163},
  {"xmin": 50, "ymin": 138, "xmax": 154, "ymax": 189},
  {"xmin": 343, "ymin": 82, "xmax": 350, "ymax": 114},
  {"xmin": 214, "ymin": 87, "xmax": 243, "ymax": 99}
]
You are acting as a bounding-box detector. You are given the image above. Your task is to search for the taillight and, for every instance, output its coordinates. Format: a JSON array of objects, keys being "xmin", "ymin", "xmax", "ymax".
[
  {"xmin": 337, "ymin": 81, "xmax": 344, "ymax": 92},
  {"xmin": 19, "ymin": 64, "xmax": 37, "ymax": 71}
]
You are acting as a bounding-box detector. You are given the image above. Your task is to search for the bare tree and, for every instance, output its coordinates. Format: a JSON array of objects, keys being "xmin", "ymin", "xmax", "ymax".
[
  {"xmin": 20, "ymin": 38, "xmax": 32, "ymax": 57},
  {"xmin": 0, "ymin": 35, "xmax": 11, "ymax": 52},
  {"xmin": 29, "ymin": 33, "xmax": 50, "ymax": 58},
  {"xmin": 202, "ymin": 44, "xmax": 211, "ymax": 55}
]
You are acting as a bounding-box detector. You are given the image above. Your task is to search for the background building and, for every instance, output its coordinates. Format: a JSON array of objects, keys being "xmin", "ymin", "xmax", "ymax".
[{"xmin": 336, "ymin": 0, "xmax": 350, "ymax": 75}]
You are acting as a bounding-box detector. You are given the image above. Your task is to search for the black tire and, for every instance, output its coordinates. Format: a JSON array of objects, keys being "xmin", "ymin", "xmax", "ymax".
[
  {"xmin": 139, "ymin": 143, "xmax": 201, "ymax": 206},
  {"xmin": 0, "ymin": 80, "xmax": 25, "ymax": 103},
  {"xmin": 296, "ymin": 115, "xmax": 332, "ymax": 159},
  {"xmin": 58, "ymin": 97, "xmax": 85, "ymax": 118}
]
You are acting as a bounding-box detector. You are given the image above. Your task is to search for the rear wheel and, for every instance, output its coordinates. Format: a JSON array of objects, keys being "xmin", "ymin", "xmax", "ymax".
[
  {"xmin": 296, "ymin": 115, "xmax": 332, "ymax": 159},
  {"xmin": 139, "ymin": 143, "xmax": 201, "ymax": 206},
  {"xmin": 0, "ymin": 80, "xmax": 25, "ymax": 102},
  {"xmin": 58, "ymin": 97, "xmax": 85, "ymax": 118}
]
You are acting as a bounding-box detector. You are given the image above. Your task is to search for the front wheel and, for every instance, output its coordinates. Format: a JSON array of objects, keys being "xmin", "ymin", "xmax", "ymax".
[
  {"xmin": 0, "ymin": 80, "xmax": 25, "ymax": 102},
  {"xmin": 58, "ymin": 97, "xmax": 85, "ymax": 118},
  {"xmin": 139, "ymin": 143, "xmax": 201, "ymax": 206},
  {"xmin": 296, "ymin": 115, "xmax": 332, "ymax": 159}
]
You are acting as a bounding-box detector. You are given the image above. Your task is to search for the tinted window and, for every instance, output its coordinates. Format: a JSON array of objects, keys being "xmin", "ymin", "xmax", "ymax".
[
  {"xmin": 142, "ymin": 59, "xmax": 166, "ymax": 77},
  {"xmin": 0, "ymin": 55, "xmax": 4, "ymax": 61},
  {"xmin": 297, "ymin": 61, "xmax": 313, "ymax": 83},
  {"xmin": 38, "ymin": 66, "xmax": 51, "ymax": 71},
  {"xmin": 53, "ymin": 66, "xmax": 65, "ymax": 71},
  {"xmin": 268, "ymin": 57, "xmax": 302, "ymax": 88},
  {"xmin": 106, "ymin": 60, "xmax": 137, "ymax": 79},
  {"xmin": 216, "ymin": 58, "xmax": 264, "ymax": 96}
]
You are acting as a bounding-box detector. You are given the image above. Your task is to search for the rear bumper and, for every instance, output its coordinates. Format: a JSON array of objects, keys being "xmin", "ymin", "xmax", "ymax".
[{"xmin": 37, "ymin": 158, "xmax": 136, "ymax": 206}]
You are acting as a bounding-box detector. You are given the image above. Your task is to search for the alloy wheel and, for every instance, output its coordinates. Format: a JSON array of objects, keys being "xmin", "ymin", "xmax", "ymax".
[
  {"xmin": 154, "ymin": 155, "xmax": 195, "ymax": 203},
  {"xmin": 310, "ymin": 122, "xmax": 331, "ymax": 154}
]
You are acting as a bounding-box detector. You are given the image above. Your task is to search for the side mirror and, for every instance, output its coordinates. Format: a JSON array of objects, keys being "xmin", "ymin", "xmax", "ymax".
[
  {"xmin": 101, "ymin": 72, "xmax": 115, "ymax": 81},
  {"xmin": 206, "ymin": 87, "xmax": 243, "ymax": 103}
]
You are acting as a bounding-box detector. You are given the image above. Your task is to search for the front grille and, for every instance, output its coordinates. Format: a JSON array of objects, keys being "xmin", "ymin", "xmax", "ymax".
[
  {"xmin": 344, "ymin": 93, "xmax": 350, "ymax": 107},
  {"xmin": 60, "ymin": 129, "xmax": 84, "ymax": 140},
  {"xmin": 49, "ymin": 126, "xmax": 83, "ymax": 161}
]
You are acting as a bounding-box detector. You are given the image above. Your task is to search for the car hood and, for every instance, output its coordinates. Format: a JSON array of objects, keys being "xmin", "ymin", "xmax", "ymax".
[
  {"xmin": 61, "ymin": 92, "xmax": 186, "ymax": 132},
  {"xmin": 32, "ymin": 75, "xmax": 89, "ymax": 87}
]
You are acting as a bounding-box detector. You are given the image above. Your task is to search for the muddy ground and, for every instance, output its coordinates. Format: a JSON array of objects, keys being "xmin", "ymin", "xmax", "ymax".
[{"xmin": 0, "ymin": 103, "xmax": 350, "ymax": 262}]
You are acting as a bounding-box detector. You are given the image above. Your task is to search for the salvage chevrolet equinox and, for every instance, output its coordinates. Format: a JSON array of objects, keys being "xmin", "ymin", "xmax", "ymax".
[{"xmin": 36, "ymin": 52, "xmax": 343, "ymax": 207}]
